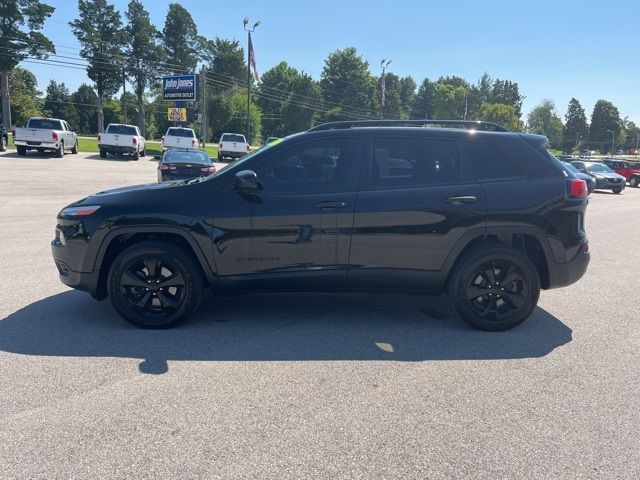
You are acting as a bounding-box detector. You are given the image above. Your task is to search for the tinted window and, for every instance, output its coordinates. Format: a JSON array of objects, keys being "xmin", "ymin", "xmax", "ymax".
[
  {"xmin": 27, "ymin": 119, "xmax": 63, "ymax": 130},
  {"xmin": 107, "ymin": 125, "xmax": 137, "ymax": 135},
  {"xmin": 167, "ymin": 128, "xmax": 195, "ymax": 138},
  {"xmin": 368, "ymin": 137, "xmax": 459, "ymax": 188},
  {"xmin": 467, "ymin": 141, "xmax": 523, "ymax": 181},
  {"xmin": 221, "ymin": 134, "xmax": 246, "ymax": 143},
  {"xmin": 257, "ymin": 138, "xmax": 360, "ymax": 194},
  {"xmin": 587, "ymin": 163, "xmax": 612, "ymax": 173},
  {"xmin": 163, "ymin": 150, "xmax": 211, "ymax": 165}
]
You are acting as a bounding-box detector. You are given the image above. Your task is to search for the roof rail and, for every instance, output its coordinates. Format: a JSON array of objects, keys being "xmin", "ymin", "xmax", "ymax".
[{"xmin": 308, "ymin": 119, "xmax": 509, "ymax": 133}]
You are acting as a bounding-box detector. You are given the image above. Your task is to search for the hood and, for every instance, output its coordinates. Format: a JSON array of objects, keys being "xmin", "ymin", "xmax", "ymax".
[{"xmin": 590, "ymin": 172, "xmax": 624, "ymax": 180}]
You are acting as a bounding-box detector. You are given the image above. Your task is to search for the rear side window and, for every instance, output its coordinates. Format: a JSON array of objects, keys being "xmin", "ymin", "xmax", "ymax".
[
  {"xmin": 221, "ymin": 134, "xmax": 246, "ymax": 143},
  {"xmin": 167, "ymin": 128, "xmax": 195, "ymax": 138},
  {"xmin": 367, "ymin": 137, "xmax": 459, "ymax": 188},
  {"xmin": 466, "ymin": 142, "xmax": 523, "ymax": 181},
  {"xmin": 27, "ymin": 119, "xmax": 63, "ymax": 130}
]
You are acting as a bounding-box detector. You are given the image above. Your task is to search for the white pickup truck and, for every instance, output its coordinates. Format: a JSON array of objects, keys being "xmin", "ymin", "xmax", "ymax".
[
  {"xmin": 218, "ymin": 132, "xmax": 249, "ymax": 161},
  {"xmin": 98, "ymin": 123, "xmax": 146, "ymax": 159},
  {"xmin": 161, "ymin": 127, "xmax": 198, "ymax": 152},
  {"xmin": 13, "ymin": 117, "xmax": 78, "ymax": 157}
]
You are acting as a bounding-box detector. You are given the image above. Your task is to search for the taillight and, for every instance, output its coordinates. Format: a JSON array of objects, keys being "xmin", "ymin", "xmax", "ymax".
[
  {"xmin": 161, "ymin": 136, "xmax": 164, "ymax": 145},
  {"xmin": 11, "ymin": 129, "xmax": 15, "ymax": 137},
  {"xmin": 192, "ymin": 139, "xmax": 196, "ymax": 147},
  {"xmin": 219, "ymin": 143, "xmax": 223, "ymax": 150},
  {"xmin": 160, "ymin": 164, "xmax": 176, "ymax": 171},
  {"xmin": 247, "ymin": 145, "xmax": 250, "ymax": 152},
  {"xmin": 132, "ymin": 137, "xmax": 137, "ymax": 145},
  {"xmin": 52, "ymin": 131, "xmax": 59, "ymax": 141},
  {"xmin": 569, "ymin": 178, "xmax": 588, "ymax": 197},
  {"xmin": 200, "ymin": 166, "xmax": 216, "ymax": 174},
  {"xmin": 97, "ymin": 134, "xmax": 101, "ymax": 142}
]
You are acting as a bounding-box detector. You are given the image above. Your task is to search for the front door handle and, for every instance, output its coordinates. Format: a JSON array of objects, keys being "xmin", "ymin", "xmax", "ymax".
[
  {"xmin": 314, "ymin": 201, "xmax": 347, "ymax": 210},
  {"xmin": 444, "ymin": 195, "xmax": 477, "ymax": 205}
]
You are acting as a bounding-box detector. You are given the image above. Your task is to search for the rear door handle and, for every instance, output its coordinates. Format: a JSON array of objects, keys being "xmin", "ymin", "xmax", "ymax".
[
  {"xmin": 444, "ymin": 195, "xmax": 477, "ymax": 205},
  {"xmin": 314, "ymin": 201, "xmax": 347, "ymax": 210}
]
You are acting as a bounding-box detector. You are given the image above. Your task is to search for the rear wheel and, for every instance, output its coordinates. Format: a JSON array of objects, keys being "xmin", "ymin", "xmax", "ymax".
[
  {"xmin": 217, "ymin": 153, "xmax": 223, "ymax": 161},
  {"xmin": 99, "ymin": 148, "xmax": 107, "ymax": 158},
  {"xmin": 71, "ymin": 139, "xmax": 78, "ymax": 154},
  {"xmin": 132, "ymin": 149, "xmax": 139, "ymax": 160},
  {"xmin": 612, "ymin": 187, "xmax": 622, "ymax": 194},
  {"xmin": 56, "ymin": 142, "xmax": 64, "ymax": 158},
  {"xmin": 448, "ymin": 246, "xmax": 540, "ymax": 331},
  {"xmin": 17, "ymin": 145, "xmax": 26, "ymax": 156},
  {"xmin": 107, "ymin": 241, "xmax": 203, "ymax": 328},
  {"xmin": 140, "ymin": 148, "xmax": 146, "ymax": 157},
  {"xmin": 629, "ymin": 176, "xmax": 639, "ymax": 188}
]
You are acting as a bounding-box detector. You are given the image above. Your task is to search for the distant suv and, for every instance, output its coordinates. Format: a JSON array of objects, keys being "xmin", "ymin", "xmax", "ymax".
[
  {"xmin": 51, "ymin": 120, "xmax": 590, "ymax": 331},
  {"xmin": 218, "ymin": 133, "xmax": 249, "ymax": 161},
  {"xmin": 601, "ymin": 158, "xmax": 640, "ymax": 188},
  {"xmin": 570, "ymin": 160, "xmax": 626, "ymax": 193}
]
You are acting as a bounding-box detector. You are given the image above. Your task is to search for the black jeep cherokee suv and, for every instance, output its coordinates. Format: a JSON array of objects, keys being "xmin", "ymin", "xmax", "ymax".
[{"xmin": 51, "ymin": 120, "xmax": 590, "ymax": 331}]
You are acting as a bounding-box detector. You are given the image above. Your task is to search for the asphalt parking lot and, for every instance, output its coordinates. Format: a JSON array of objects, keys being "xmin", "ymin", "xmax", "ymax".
[{"xmin": 0, "ymin": 150, "xmax": 639, "ymax": 479}]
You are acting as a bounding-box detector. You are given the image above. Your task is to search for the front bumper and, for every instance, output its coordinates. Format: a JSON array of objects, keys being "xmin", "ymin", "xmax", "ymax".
[
  {"xmin": 594, "ymin": 177, "xmax": 625, "ymax": 190},
  {"xmin": 52, "ymin": 238, "xmax": 100, "ymax": 298},
  {"xmin": 547, "ymin": 240, "xmax": 590, "ymax": 289}
]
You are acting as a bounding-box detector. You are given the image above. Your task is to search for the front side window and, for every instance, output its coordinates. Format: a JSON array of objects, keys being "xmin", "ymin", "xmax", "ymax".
[
  {"xmin": 367, "ymin": 137, "xmax": 459, "ymax": 188},
  {"xmin": 256, "ymin": 137, "xmax": 360, "ymax": 194}
]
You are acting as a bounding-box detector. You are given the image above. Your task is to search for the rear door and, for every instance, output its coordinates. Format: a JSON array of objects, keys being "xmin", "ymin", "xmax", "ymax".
[
  {"xmin": 210, "ymin": 135, "xmax": 364, "ymax": 291},
  {"xmin": 348, "ymin": 134, "xmax": 486, "ymax": 290}
]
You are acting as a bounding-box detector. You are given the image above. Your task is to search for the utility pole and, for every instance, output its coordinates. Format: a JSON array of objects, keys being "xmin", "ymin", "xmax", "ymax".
[
  {"xmin": 201, "ymin": 75, "xmax": 207, "ymax": 148},
  {"xmin": 122, "ymin": 67, "xmax": 127, "ymax": 124},
  {"xmin": 243, "ymin": 17, "xmax": 260, "ymax": 144},
  {"xmin": 380, "ymin": 59, "xmax": 391, "ymax": 119}
]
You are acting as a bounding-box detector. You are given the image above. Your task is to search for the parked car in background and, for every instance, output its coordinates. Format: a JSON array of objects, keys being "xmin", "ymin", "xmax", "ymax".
[
  {"xmin": 218, "ymin": 133, "xmax": 249, "ymax": 161},
  {"xmin": 562, "ymin": 161, "xmax": 596, "ymax": 193},
  {"xmin": 13, "ymin": 117, "xmax": 78, "ymax": 157},
  {"xmin": 601, "ymin": 159, "xmax": 640, "ymax": 187},
  {"xmin": 161, "ymin": 127, "xmax": 197, "ymax": 152},
  {"xmin": 0, "ymin": 123, "xmax": 8, "ymax": 152},
  {"xmin": 570, "ymin": 160, "xmax": 626, "ymax": 193},
  {"xmin": 51, "ymin": 119, "xmax": 590, "ymax": 332},
  {"xmin": 157, "ymin": 149, "xmax": 216, "ymax": 182},
  {"xmin": 98, "ymin": 123, "xmax": 146, "ymax": 159},
  {"xmin": 615, "ymin": 149, "xmax": 624, "ymax": 155}
]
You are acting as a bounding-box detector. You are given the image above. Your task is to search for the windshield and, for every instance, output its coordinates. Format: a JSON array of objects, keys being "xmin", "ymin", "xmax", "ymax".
[
  {"xmin": 221, "ymin": 134, "xmax": 246, "ymax": 143},
  {"xmin": 564, "ymin": 162, "xmax": 579, "ymax": 173},
  {"xmin": 167, "ymin": 128, "xmax": 195, "ymax": 138},
  {"xmin": 27, "ymin": 118, "xmax": 63, "ymax": 130},
  {"xmin": 163, "ymin": 150, "xmax": 211, "ymax": 165},
  {"xmin": 588, "ymin": 163, "xmax": 613, "ymax": 173},
  {"xmin": 106, "ymin": 125, "xmax": 137, "ymax": 135}
]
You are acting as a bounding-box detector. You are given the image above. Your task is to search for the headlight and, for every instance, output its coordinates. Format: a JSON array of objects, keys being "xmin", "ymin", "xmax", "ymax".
[{"xmin": 60, "ymin": 205, "xmax": 101, "ymax": 216}]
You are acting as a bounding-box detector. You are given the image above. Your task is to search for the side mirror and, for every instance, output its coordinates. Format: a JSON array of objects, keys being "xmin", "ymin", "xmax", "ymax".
[{"xmin": 233, "ymin": 170, "xmax": 262, "ymax": 191}]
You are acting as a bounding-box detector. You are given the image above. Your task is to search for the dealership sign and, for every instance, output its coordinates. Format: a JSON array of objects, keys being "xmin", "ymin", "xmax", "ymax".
[{"xmin": 162, "ymin": 74, "xmax": 198, "ymax": 101}]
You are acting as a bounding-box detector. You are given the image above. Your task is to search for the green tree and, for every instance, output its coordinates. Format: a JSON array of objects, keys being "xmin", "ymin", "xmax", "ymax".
[
  {"xmin": 206, "ymin": 93, "xmax": 233, "ymax": 141},
  {"xmin": 71, "ymin": 83, "xmax": 98, "ymax": 134},
  {"xmin": 257, "ymin": 61, "xmax": 300, "ymax": 137},
  {"xmin": 125, "ymin": 0, "xmax": 164, "ymax": 136},
  {"xmin": 201, "ymin": 38, "xmax": 246, "ymax": 93},
  {"xmin": 589, "ymin": 100, "xmax": 622, "ymax": 153},
  {"xmin": 224, "ymin": 91, "xmax": 261, "ymax": 143},
  {"xmin": 0, "ymin": 0, "xmax": 55, "ymax": 128},
  {"xmin": 280, "ymin": 73, "xmax": 322, "ymax": 135},
  {"xmin": 320, "ymin": 47, "xmax": 377, "ymax": 121},
  {"xmin": 622, "ymin": 117, "xmax": 640, "ymax": 151},
  {"xmin": 43, "ymin": 80, "xmax": 78, "ymax": 129},
  {"xmin": 491, "ymin": 79, "xmax": 524, "ymax": 118},
  {"xmin": 477, "ymin": 73, "xmax": 493, "ymax": 104},
  {"xmin": 411, "ymin": 78, "xmax": 436, "ymax": 119},
  {"xmin": 476, "ymin": 102, "xmax": 524, "ymax": 132},
  {"xmin": 103, "ymin": 97, "xmax": 122, "ymax": 126},
  {"xmin": 562, "ymin": 98, "xmax": 588, "ymax": 153},
  {"xmin": 433, "ymin": 83, "xmax": 466, "ymax": 119},
  {"xmin": 9, "ymin": 67, "xmax": 42, "ymax": 126},
  {"xmin": 527, "ymin": 100, "xmax": 564, "ymax": 147},
  {"xmin": 398, "ymin": 76, "xmax": 416, "ymax": 119},
  {"xmin": 70, "ymin": 0, "xmax": 125, "ymax": 133},
  {"xmin": 162, "ymin": 3, "xmax": 199, "ymax": 73}
]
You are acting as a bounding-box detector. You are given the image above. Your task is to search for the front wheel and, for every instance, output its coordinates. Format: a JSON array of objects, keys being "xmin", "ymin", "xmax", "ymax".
[
  {"xmin": 448, "ymin": 246, "xmax": 540, "ymax": 331},
  {"xmin": 612, "ymin": 187, "xmax": 622, "ymax": 194},
  {"xmin": 107, "ymin": 241, "xmax": 203, "ymax": 328},
  {"xmin": 71, "ymin": 139, "xmax": 78, "ymax": 154},
  {"xmin": 629, "ymin": 176, "xmax": 639, "ymax": 188}
]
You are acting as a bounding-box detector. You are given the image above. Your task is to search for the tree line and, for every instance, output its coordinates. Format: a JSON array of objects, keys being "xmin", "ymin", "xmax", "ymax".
[{"xmin": 1, "ymin": 0, "xmax": 637, "ymax": 151}]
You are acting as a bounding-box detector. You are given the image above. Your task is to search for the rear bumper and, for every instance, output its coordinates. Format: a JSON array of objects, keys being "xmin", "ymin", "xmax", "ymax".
[
  {"xmin": 220, "ymin": 150, "xmax": 246, "ymax": 158},
  {"xmin": 14, "ymin": 140, "xmax": 59, "ymax": 149},
  {"xmin": 100, "ymin": 144, "xmax": 137, "ymax": 153},
  {"xmin": 547, "ymin": 240, "xmax": 590, "ymax": 289}
]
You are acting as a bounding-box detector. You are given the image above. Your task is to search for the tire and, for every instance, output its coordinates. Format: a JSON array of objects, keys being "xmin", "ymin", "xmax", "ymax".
[
  {"xmin": 132, "ymin": 149, "xmax": 139, "ymax": 160},
  {"xmin": 612, "ymin": 188, "xmax": 622, "ymax": 194},
  {"xmin": 217, "ymin": 153, "xmax": 223, "ymax": 161},
  {"xmin": 140, "ymin": 148, "xmax": 146, "ymax": 157},
  {"xmin": 0, "ymin": 135, "xmax": 6, "ymax": 152},
  {"xmin": 107, "ymin": 241, "xmax": 203, "ymax": 329},
  {"xmin": 448, "ymin": 245, "xmax": 540, "ymax": 331},
  {"xmin": 629, "ymin": 176, "xmax": 639, "ymax": 188},
  {"xmin": 71, "ymin": 139, "xmax": 78, "ymax": 154},
  {"xmin": 56, "ymin": 142, "xmax": 64, "ymax": 158},
  {"xmin": 99, "ymin": 148, "xmax": 107, "ymax": 158},
  {"xmin": 17, "ymin": 145, "xmax": 26, "ymax": 156}
]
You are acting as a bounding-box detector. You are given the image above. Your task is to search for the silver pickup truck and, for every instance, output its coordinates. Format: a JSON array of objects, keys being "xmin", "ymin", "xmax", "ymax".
[{"xmin": 13, "ymin": 117, "xmax": 78, "ymax": 157}]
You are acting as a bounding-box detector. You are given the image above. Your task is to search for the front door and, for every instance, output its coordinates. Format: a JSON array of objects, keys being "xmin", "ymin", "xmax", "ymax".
[
  {"xmin": 211, "ymin": 136, "xmax": 364, "ymax": 292},
  {"xmin": 348, "ymin": 134, "xmax": 486, "ymax": 290}
]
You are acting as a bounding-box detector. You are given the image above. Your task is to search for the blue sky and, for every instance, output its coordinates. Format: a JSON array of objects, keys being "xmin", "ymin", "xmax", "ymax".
[{"xmin": 24, "ymin": 0, "xmax": 640, "ymax": 123}]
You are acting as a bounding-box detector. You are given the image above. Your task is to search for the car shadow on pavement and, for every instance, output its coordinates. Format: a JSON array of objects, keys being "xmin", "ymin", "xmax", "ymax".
[{"xmin": 0, "ymin": 290, "xmax": 572, "ymax": 374}]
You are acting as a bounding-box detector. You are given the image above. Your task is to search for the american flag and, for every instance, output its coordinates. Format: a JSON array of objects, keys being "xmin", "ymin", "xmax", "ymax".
[
  {"xmin": 381, "ymin": 74, "xmax": 386, "ymax": 107},
  {"xmin": 249, "ymin": 32, "xmax": 260, "ymax": 83}
]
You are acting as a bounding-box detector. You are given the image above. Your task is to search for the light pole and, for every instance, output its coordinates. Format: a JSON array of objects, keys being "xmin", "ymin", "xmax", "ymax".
[
  {"xmin": 243, "ymin": 17, "xmax": 260, "ymax": 144},
  {"xmin": 380, "ymin": 59, "xmax": 391, "ymax": 119},
  {"xmin": 607, "ymin": 129, "xmax": 615, "ymax": 155}
]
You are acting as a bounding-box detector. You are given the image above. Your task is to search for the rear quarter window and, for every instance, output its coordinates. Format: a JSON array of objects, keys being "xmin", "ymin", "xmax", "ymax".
[{"xmin": 466, "ymin": 141, "xmax": 524, "ymax": 181}]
